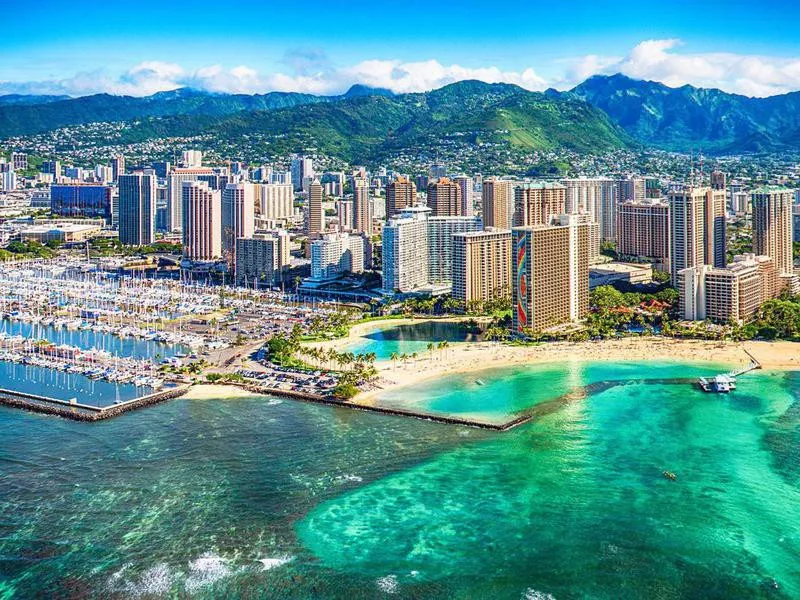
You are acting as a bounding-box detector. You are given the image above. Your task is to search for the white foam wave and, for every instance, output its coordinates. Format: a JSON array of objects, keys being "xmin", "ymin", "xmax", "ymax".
[
  {"xmin": 377, "ymin": 574, "xmax": 398, "ymax": 594},
  {"xmin": 107, "ymin": 563, "xmax": 172, "ymax": 598},
  {"xmin": 184, "ymin": 552, "xmax": 232, "ymax": 593},
  {"xmin": 258, "ymin": 555, "xmax": 294, "ymax": 570},
  {"xmin": 523, "ymin": 588, "xmax": 556, "ymax": 600},
  {"xmin": 267, "ymin": 398, "xmax": 283, "ymax": 406}
]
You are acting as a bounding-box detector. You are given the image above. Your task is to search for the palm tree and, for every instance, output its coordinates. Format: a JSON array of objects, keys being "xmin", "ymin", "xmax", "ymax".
[
  {"xmin": 426, "ymin": 342, "xmax": 435, "ymax": 362},
  {"xmin": 390, "ymin": 351, "xmax": 399, "ymax": 370},
  {"xmin": 411, "ymin": 352, "xmax": 418, "ymax": 363}
]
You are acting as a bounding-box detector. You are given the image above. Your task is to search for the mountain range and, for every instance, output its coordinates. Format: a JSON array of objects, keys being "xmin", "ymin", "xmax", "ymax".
[{"xmin": 2, "ymin": 74, "xmax": 800, "ymax": 156}]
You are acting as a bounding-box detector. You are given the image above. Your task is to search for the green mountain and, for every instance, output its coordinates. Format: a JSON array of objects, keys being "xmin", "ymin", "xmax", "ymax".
[
  {"xmin": 116, "ymin": 80, "xmax": 631, "ymax": 162},
  {"xmin": 563, "ymin": 73, "xmax": 800, "ymax": 153}
]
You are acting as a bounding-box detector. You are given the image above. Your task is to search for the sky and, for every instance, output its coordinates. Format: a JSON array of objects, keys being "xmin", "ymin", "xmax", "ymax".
[{"xmin": 3, "ymin": 0, "xmax": 800, "ymax": 98}]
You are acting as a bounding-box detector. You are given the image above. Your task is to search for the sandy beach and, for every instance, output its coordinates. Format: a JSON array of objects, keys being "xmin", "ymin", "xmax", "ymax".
[
  {"xmin": 328, "ymin": 318, "xmax": 800, "ymax": 405},
  {"xmin": 181, "ymin": 384, "xmax": 261, "ymax": 400}
]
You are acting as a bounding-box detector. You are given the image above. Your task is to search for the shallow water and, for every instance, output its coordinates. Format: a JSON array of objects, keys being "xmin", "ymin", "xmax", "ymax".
[{"xmin": 0, "ymin": 361, "xmax": 798, "ymax": 599}]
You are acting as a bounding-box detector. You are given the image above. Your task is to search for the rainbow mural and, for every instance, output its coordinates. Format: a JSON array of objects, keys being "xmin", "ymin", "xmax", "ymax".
[{"xmin": 515, "ymin": 232, "xmax": 528, "ymax": 332}]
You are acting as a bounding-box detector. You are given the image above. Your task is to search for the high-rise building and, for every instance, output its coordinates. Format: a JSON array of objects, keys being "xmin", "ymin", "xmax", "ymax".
[
  {"xmin": 514, "ymin": 182, "xmax": 566, "ymax": 227},
  {"xmin": 182, "ymin": 181, "xmax": 221, "ymax": 261},
  {"xmin": 711, "ymin": 170, "xmax": 727, "ymax": 191},
  {"xmin": 562, "ymin": 177, "xmax": 618, "ymax": 240},
  {"xmin": 512, "ymin": 214, "xmax": 589, "ymax": 333},
  {"xmin": 118, "ymin": 173, "xmax": 156, "ymax": 246},
  {"xmin": 41, "ymin": 160, "xmax": 61, "ymax": 181},
  {"xmin": 382, "ymin": 206, "xmax": 431, "ymax": 293},
  {"xmin": 336, "ymin": 200, "xmax": 354, "ymax": 230},
  {"xmin": 453, "ymin": 175, "xmax": 473, "ymax": 217},
  {"xmin": 617, "ymin": 176, "xmax": 646, "ymax": 203},
  {"xmin": 310, "ymin": 232, "xmax": 368, "ymax": 281},
  {"xmin": 235, "ymin": 231, "xmax": 291, "ymax": 287},
  {"xmin": 429, "ymin": 163, "xmax": 447, "ymax": 180},
  {"xmin": 257, "ymin": 183, "xmax": 294, "ymax": 220},
  {"xmin": 50, "ymin": 184, "xmax": 112, "ymax": 221},
  {"xmin": 669, "ymin": 186, "xmax": 726, "ymax": 277},
  {"xmin": 167, "ymin": 167, "xmax": 215, "ymax": 232},
  {"xmin": 222, "ymin": 183, "xmax": 255, "ymax": 256},
  {"xmin": 677, "ymin": 254, "xmax": 779, "ymax": 323},
  {"xmin": 385, "ymin": 176, "xmax": 417, "ymax": 217},
  {"xmin": 11, "ymin": 152, "xmax": 27, "ymax": 171},
  {"xmin": 111, "ymin": 155, "xmax": 125, "ymax": 182},
  {"xmin": 353, "ymin": 177, "xmax": 372, "ymax": 234},
  {"xmin": 291, "ymin": 156, "xmax": 314, "ymax": 191},
  {"xmin": 305, "ymin": 179, "xmax": 325, "ymax": 235},
  {"xmin": 482, "ymin": 178, "xmax": 514, "ymax": 229},
  {"xmin": 427, "ymin": 178, "xmax": 462, "ymax": 217},
  {"xmin": 452, "ymin": 229, "xmax": 512, "ymax": 307},
  {"xmin": 616, "ymin": 200, "xmax": 670, "ymax": 270},
  {"xmin": 752, "ymin": 186, "xmax": 794, "ymax": 276},
  {"xmin": 182, "ymin": 150, "xmax": 203, "ymax": 168},
  {"xmin": 427, "ymin": 216, "xmax": 482, "ymax": 285}
]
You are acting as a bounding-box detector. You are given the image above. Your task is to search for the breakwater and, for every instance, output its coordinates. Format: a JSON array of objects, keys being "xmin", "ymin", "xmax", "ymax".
[{"xmin": 0, "ymin": 386, "xmax": 189, "ymax": 421}]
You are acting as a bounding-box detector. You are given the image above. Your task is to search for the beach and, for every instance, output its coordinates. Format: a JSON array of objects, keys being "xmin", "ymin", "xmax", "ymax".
[{"xmin": 316, "ymin": 318, "xmax": 800, "ymax": 405}]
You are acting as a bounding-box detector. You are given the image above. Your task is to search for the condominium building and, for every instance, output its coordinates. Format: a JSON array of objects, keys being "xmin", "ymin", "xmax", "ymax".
[
  {"xmin": 452, "ymin": 175, "xmax": 473, "ymax": 217},
  {"xmin": 310, "ymin": 232, "xmax": 368, "ymax": 281},
  {"xmin": 427, "ymin": 215, "xmax": 482, "ymax": 285},
  {"xmin": 118, "ymin": 173, "xmax": 156, "ymax": 246},
  {"xmin": 167, "ymin": 167, "xmax": 215, "ymax": 232},
  {"xmin": 512, "ymin": 214, "xmax": 590, "ymax": 333},
  {"xmin": 513, "ymin": 182, "xmax": 566, "ymax": 227},
  {"xmin": 182, "ymin": 150, "xmax": 203, "ymax": 168},
  {"xmin": 575, "ymin": 213, "xmax": 601, "ymax": 264},
  {"xmin": 385, "ymin": 176, "xmax": 417, "ymax": 217},
  {"xmin": 305, "ymin": 179, "xmax": 325, "ymax": 235},
  {"xmin": 752, "ymin": 186, "xmax": 794, "ymax": 276},
  {"xmin": 616, "ymin": 200, "xmax": 670, "ymax": 270},
  {"xmin": 336, "ymin": 199, "xmax": 354, "ymax": 230},
  {"xmin": 11, "ymin": 152, "xmax": 28, "ymax": 171},
  {"xmin": 222, "ymin": 183, "xmax": 255, "ymax": 255},
  {"xmin": 677, "ymin": 254, "xmax": 779, "ymax": 323},
  {"xmin": 111, "ymin": 155, "xmax": 125, "ymax": 182},
  {"xmin": 562, "ymin": 177, "xmax": 617, "ymax": 240},
  {"xmin": 257, "ymin": 183, "xmax": 294, "ymax": 219},
  {"xmin": 482, "ymin": 178, "xmax": 514, "ymax": 230},
  {"xmin": 669, "ymin": 186, "xmax": 726, "ymax": 277},
  {"xmin": 427, "ymin": 178, "xmax": 462, "ymax": 216},
  {"xmin": 711, "ymin": 170, "xmax": 727, "ymax": 191},
  {"xmin": 617, "ymin": 176, "xmax": 646, "ymax": 203},
  {"xmin": 452, "ymin": 229, "xmax": 512, "ymax": 306},
  {"xmin": 353, "ymin": 176, "xmax": 372, "ymax": 234},
  {"xmin": 182, "ymin": 181, "xmax": 221, "ymax": 261},
  {"xmin": 382, "ymin": 206, "xmax": 431, "ymax": 293},
  {"xmin": 235, "ymin": 231, "xmax": 290, "ymax": 286},
  {"xmin": 291, "ymin": 156, "xmax": 314, "ymax": 191}
]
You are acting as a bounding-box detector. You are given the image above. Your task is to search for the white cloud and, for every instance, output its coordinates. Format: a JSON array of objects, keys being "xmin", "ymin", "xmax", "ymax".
[{"xmin": 2, "ymin": 42, "xmax": 800, "ymax": 98}]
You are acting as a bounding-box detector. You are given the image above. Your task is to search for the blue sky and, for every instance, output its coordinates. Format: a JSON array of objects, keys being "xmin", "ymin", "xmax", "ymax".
[{"xmin": 3, "ymin": 0, "xmax": 800, "ymax": 97}]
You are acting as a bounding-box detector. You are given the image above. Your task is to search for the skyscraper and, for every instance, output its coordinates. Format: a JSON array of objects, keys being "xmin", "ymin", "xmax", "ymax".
[
  {"xmin": 452, "ymin": 229, "xmax": 512, "ymax": 307},
  {"xmin": 385, "ymin": 176, "xmax": 416, "ymax": 217},
  {"xmin": 512, "ymin": 215, "xmax": 589, "ymax": 333},
  {"xmin": 118, "ymin": 173, "xmax": 156, "ymax": 246},
  {"xmin": 291, "ymin": 156, "xmax": 314, "ymax": 191},
  {"xmin": 167, "ymin": 167, "xmax": 215, "ymax": 232},
  {"xmin": 305, "ymin": 179, "xmax": 325, "ymax": 235},
  {"xmin": 382, "ymin": 206, "xmax": 431, "ymax": 293},
  {"xmin": 310, "ymin": 232, "xmax": 368, "ymax": 281},
  {"xmin": 222, "ymin": 183, "xmax": 255, "ymax": 256},
  {"xmin": 427, "ymin": 215, "xmax": 482, "ymax": 285},
  {"xmin": 669, "ymin": 186, "xmax": 726, "ymax": 277},
  {"xmin": 711, "ymin": 170, "xmax": 727, "ymax": 191},
  {"xmin": 616, "ymin": 199, "xmax": 670, "ymax": 270},
  {"xmin": 562, "ymin": 177, "xmax": 618, "ymax": 241},
  {"xmin": 514, "ymin": 182, "xmax": 566, "ymax": 227},
  {"xmin": 752, "ymin": 186, "xmax": 794, "ymax": 276},
  {"xmin": 111, "ymin": 155, "xmax": 125, "ymax": 182},
  {"xmin": 453, "ymin": 175, "xmax": 473, "ymax": 217},
  {"xmin": 482, "ymin": 178, "xmax": 514, "ymax": 229},
  {"xmin": 235, "ymin": 231, "xmax": 290, "ymax": 287},
  {"xmin": 258, "ymin": 183, "xmax": 294, "ymax": 220},
  {"xmin": 427, "ymin": 178, "xmax": 462, "ymax": 217},
  {"xmin": 182, "ymin": 181, "xmax": 222, "ymax": 261},
  {"xmin": 353, "ymin": 176, "xmax": 372, "ymax": 234}
]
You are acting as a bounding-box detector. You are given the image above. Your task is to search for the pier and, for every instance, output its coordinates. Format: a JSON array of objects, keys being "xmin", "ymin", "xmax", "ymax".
[{"xmin": 0, "ymin": 386, "xmax": 189, "ymax": 421}]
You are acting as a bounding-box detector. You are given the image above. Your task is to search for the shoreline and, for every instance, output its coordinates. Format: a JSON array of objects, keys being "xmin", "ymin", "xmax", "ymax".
[{"xmin": 349, "ymin": 335, "xmax": 800, "ymax": 406}]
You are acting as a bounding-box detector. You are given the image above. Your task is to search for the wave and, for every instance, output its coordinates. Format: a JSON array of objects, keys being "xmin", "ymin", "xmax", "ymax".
[
  {"xmin": 258, "ymin": 555, "xmax": 294, "ymax": 570},
  {"xmin": 184, "ymin": 552, "xmax": 233, "ymax": 594},
  {"xmin": 376, "ymin": 575, "xmax": 398, "ymax": 594},
  {"xmin": 523, "ymin": 588, "xmax": 556, "ymax": 600}
]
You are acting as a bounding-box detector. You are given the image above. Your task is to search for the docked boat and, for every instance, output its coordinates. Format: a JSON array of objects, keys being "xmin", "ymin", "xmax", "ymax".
[{"xmin": 697, "ymin": 374, "xmax": 736, "ymax": 393}]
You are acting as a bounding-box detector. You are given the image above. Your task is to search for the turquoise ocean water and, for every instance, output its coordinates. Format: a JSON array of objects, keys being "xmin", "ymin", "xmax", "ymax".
[{"xmin": 1, "ymin": 360, "xmax": 798, "ymax": 598}]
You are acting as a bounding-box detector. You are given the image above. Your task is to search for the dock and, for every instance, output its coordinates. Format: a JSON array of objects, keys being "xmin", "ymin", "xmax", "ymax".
[{"xmin": 697, "ymin": 350, "xmax": 761, "ymax": 393}]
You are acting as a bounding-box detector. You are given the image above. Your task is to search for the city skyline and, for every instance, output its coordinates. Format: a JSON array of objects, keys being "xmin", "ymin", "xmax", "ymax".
[{"xmin": 4, "ymin": 0, "xmax": 800, "ymax": 98}]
